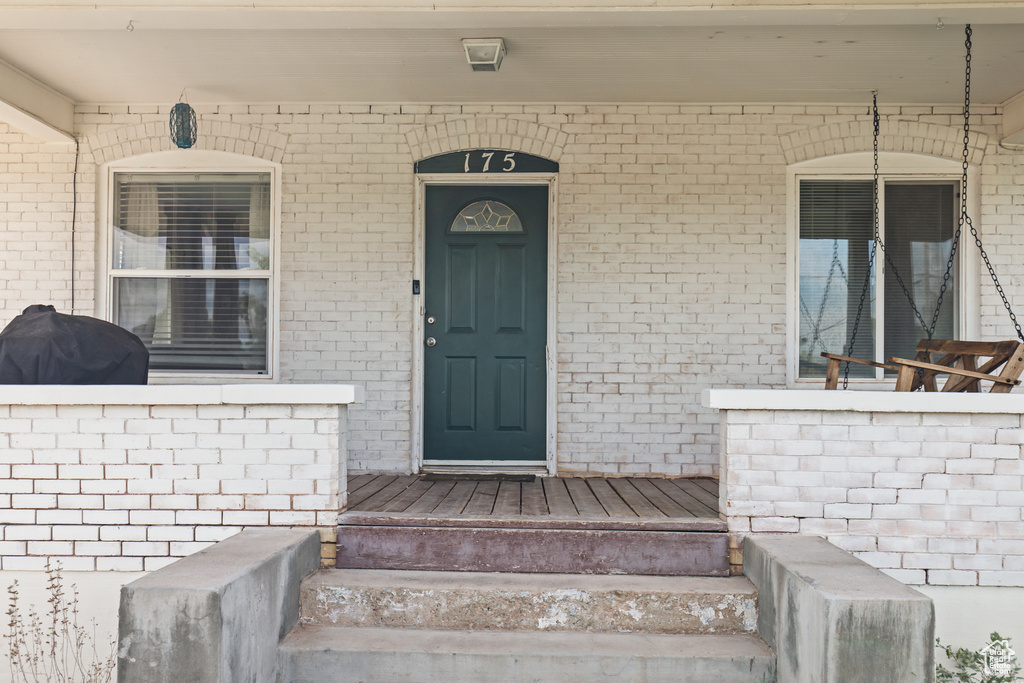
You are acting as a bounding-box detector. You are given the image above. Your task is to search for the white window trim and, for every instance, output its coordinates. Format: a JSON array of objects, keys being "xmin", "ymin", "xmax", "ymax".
[
  {"xmin": 786, "ymin": 151, "xmax": 981, "ymax": 388},
  {"xmin": 96, "ymin": 150, "xmax": 282, "ymax": 383}
]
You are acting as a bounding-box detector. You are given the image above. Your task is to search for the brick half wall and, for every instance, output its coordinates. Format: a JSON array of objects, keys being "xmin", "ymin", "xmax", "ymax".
[
  {"xmin": 0, "ymin": 384, "xmax": 359, "ymax": 571},
  {"xmin": 706, "ymin": 389, "xmax": 1024, "ymax": 587}
]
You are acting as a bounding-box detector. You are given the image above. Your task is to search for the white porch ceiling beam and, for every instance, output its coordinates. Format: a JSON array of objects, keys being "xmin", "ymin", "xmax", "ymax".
[
  {"xmin": 1003, "ymin": 90, "xmax": 1024, "ymax": 149},
  {"xmin": 0, "ymin": 1, "xmax": 1023, "ymax": 30},
  {"xmin": 0, "ymin": 59, "xmax": 74, "ymax": 143}
]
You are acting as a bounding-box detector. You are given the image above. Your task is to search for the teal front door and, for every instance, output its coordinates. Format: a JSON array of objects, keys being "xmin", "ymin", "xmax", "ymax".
[{"xmin": 423, "ymin": 184, "xmax": 548, "ymax": 464}]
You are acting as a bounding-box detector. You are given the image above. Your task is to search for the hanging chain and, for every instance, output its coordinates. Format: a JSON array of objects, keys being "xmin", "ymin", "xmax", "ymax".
[
  {"xmin": 929, "ymin": 25, "xmax": 1023, "ymax": 344},
  {"xmin": 843, "ymin": 93, "xmax": 882, "ymax": 388},
  {"xmin": 868, "ymin": 95, "xmax": 931, "ymax": 336},
  {"xmin": 841, "ymin": 25, "xmax": 1021, "ymax": 390},
  {"xmin": 845, "ymin": 91, "xmax": 933, "ymax": 387},
  {"xmin": 951, "ymin": 25, "xmax": 1024, "ymax": 342},
  {"xmin": 926, "ymin": 25, "xmax": 971, "ymax": 348}
]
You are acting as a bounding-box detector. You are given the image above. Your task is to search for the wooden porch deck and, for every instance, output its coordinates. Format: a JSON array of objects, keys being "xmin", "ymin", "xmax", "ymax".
[
  {"xmin": 343, "ymin": 474, "xmax": 724, "ymax": 531},
  {"xmin": 338, "ymin": 475, "xmax": 728, "ymax": 575}
]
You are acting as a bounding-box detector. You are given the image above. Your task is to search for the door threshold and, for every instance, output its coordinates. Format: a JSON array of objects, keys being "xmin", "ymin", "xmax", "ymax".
[
  {"xmin": 420, "ymin": 473, "xmax": 536, "ymax": 482},
  {"xmin": 421, "ymin": 460, "xmax": 550, "ymax": 476}
]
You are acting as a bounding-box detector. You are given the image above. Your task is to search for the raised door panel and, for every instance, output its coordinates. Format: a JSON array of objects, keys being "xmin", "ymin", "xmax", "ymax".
[
  {"xmin": 445, "ymin": 357, "xmax": 476, "ymax": 431},
  {"xmin": 495, "ymin": 357, "xmax": 526, "ymax": 432},
  {"xmin": 447, "ymin": 246, "xmax": 477, "ymax": 333},
  {"xmin": 495, "ymin": 244, "xmax": 527, "ymax": 333}
]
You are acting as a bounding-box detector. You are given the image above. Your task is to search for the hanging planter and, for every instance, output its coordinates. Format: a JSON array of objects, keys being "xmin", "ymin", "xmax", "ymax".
[{"xmin": 169, "ymin": 91, "xmax": 197, "ymax": 149}]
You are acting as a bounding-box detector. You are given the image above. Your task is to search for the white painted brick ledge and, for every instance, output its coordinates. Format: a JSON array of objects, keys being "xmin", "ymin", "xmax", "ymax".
[
  {"xmin": 704, "ymin": 389, "xmax": 1024, "ymax": 414},
  {"xmin": 0, "ymin": 384, "xmax": 363, "ymax": 406}
]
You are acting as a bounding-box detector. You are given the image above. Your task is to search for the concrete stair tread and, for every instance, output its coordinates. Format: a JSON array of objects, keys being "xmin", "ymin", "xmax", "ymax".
[
  {"xmin": 308, "ymin": 567, "xmax": 756, "ymax": 593},
  {"xmin": 301, "ymin": 569, "xmax": 759, "ymax": 635},
  {"xmin": 281, "ymin": 624, "xmax": 775, "ymax": 657},
  {"xmin": 278, "ymin": 626, "xmax": 777, "ymax": 683}
]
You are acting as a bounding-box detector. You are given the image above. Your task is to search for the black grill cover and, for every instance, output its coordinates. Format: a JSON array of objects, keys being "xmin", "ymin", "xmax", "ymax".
[{"xmin": 0, "ymin": 305, "xmax": 149, "ymax": 384}]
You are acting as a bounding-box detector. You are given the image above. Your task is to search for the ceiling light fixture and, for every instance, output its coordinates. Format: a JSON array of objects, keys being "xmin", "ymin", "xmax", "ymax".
[{"xmin": 462, "ymin": 38, "xmax": 505, "ymax": 72}]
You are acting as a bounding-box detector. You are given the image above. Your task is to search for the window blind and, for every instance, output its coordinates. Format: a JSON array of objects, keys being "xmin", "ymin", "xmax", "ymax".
[
  {"xmin": 798, "ymin": 180, "xmax": 875, "ymax": 377},
  {"xmin": 113, "ymin": 173, "xmax": 270, "ymax": 271},
  {"xmin": 883, "ymin": 183, "xmax": 956, "ymax": 363}
]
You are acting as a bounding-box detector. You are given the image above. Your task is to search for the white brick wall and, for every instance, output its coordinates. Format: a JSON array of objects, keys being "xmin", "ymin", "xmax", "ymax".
[
  {"xmin": 3, "ymin": 103, "xmax": 1023, "ymax": 476},
  {"xmin": 0, "ymin": 124, "xmax": 83, "ymax": 315},
  {"xmin": 711, "ymin": 391, "xmax": 1024, "ymax": 587},
  {"xmin": 0, "ymin": 396, "xmax": 345, "ymax": 570}
]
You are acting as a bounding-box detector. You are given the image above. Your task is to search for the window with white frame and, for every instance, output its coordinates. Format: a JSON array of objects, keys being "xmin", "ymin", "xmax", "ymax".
[
  {"xmin": 108, "ymin": 169, "xmax": 274, "ymax": 375},
  {"xmin": 793, "ymin": 159, "xmax": 972, "ymax": 382}
]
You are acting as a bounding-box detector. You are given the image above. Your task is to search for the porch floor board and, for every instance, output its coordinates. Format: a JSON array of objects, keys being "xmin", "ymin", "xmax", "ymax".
[{"xmin": 342, "ymin": 474, "xmax": 724, "ymax": 532}]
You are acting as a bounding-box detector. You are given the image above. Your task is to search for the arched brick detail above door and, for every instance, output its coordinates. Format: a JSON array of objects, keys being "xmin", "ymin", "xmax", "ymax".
[
  {"xmin": 406, "ymin": 118, "xmax": 570, "ymax": 163},
  {"xmin": 86, "ymin": 120, "xmax": 289, "ymax": 165},
  {"xmin": 781, "ymin": 120, "xmax": 990, "ymax": 166}
]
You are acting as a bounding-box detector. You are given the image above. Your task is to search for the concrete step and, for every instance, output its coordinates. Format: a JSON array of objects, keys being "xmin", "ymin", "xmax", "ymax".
[
  {"xmin": 336, "ymin": 523, "xmax": 730, "ymax": 575},
  {"xmin": 301, "ymin": 569, "xmax": 758, "ymax": 635},
  {"xmin": 277, "ymin": 626, "xmax": 777, "ymax": 683}
]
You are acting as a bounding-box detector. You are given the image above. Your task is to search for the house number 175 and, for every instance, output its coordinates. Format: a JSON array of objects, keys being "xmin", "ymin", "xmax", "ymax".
[{"xmin": 464, "ymin": 151, "xmax": 516, "ymax": 173}]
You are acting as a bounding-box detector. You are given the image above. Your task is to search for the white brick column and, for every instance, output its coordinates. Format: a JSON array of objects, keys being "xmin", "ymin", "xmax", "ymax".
[
  {"xmin": 0, "ymin": 384, "xmax": 359, "ymax": 571},
  {"xmin": 706, "ymin": 389, "xmax": 1024, "ymax": 587}
]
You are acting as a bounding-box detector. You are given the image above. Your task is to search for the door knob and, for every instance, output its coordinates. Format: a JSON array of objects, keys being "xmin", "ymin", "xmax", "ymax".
[{"xmin": 426, "ymin": 337, "xmax": 436, "ymax": 347}]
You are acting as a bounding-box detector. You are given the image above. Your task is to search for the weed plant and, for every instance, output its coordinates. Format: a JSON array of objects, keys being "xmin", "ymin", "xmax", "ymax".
[
  {"xmin": 937, "ymin": 632, "xmax": 1022, "ymax": 683},
  {"xmin": 5, "ymin": 563, "xmax": 115, "ymax": 683}
]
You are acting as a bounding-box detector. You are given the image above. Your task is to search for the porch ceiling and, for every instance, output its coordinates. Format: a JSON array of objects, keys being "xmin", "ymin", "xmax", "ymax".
[{"xmin": 0, "ymin": 3, "xmax": 1023, "ymax": 120}]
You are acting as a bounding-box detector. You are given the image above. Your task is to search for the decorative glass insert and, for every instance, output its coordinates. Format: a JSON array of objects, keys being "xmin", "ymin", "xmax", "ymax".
[{"xmin": 450, "ymin": 200, "xmax": 523, "ymax": 233}]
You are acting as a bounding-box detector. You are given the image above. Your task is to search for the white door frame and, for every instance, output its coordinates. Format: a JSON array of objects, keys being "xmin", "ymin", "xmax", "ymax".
[{"xmin": 412, "ymin": 172, "xmax": 558, "ymax": 475}]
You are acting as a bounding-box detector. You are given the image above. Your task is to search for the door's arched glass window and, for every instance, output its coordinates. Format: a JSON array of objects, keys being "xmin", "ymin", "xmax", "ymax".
[{"xmin": 450, "ymin": 200, "xmax": 523, "ymax": 233}]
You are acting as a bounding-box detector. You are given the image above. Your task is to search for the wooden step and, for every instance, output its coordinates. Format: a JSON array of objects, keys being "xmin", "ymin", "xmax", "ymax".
[
  {"xmin": 302, "ymin": 569, "xmax": 757, "ymax": 634},
  {"xmin": 278, "ymin": 626, "xmax": 777, "ymax": 683},
  {"xmin": 340, "ymin": 474, "xmax": 728, "ymax": 575},
  {"xmin": 336, "ymin": 523, "xmax": 730, "ymax": 575}
]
